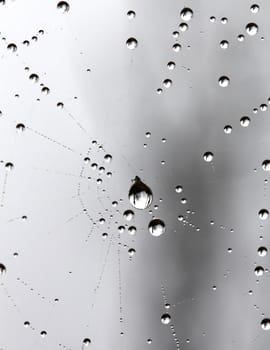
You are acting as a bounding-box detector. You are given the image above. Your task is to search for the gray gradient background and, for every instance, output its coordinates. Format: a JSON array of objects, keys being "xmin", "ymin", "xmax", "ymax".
[{"xmin": 0, "ymin": 0, "xmax": 269, "ymax": 349}]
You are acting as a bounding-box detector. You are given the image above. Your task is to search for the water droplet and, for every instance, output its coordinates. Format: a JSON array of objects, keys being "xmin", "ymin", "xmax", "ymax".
[
  {"xmin": 237, "ymin": 34, "xmax": 245, "ymax": 42},
  {"xmin": 254, "ymin": 266, "xmax": 264, "ymax": 276},
  {"xmin": 16, "ymin": 123, "xmax": 25, "ymax": 133},
  {"xmin": 167, "ymin": 61, "xmax": 176, "ymax": 70},
  {"xmin": 83, "ymin": 338, "xmax": 91, "ymax": 346},
  {"xmin": 258, "ymin": 247, "xmax": 268, "ymax": 257},
  {"xmin": 220, "ymin": 40, "xmax": 229, "ymax": 49},
  {"xmin": 175, "ymin": 185, "xmax": 183, "ymax": 193},
  {"xmin": 209, "ymin": 16, "xmax": 216, "ymax": 22},
  {"xmin": 104, "ymin": 154, "xmax": 112, "ymax": 163},
  {"xmin": 161, "ymin": 313, "xmax": 171, "ymax": 324},
  {"xmin": 262, "ymin": 160, "xmax": 270, "ymax": 171},
  {"xmin": 219, "ymin": 76, "xmax": 230, "ymax": 87},
  {"xmin": 40, "ymin": 330, "xmax": 47, "ymax": 337},
  {"xmin": 147, "ymin": 338, "xmax": 152, "ymax": 344},
  {"xmin": 221, "ymin": 17, "xmax": 228, "ymax": 24},
  {"xmin": 246, "ymin": 23, "xmax": 258, "ymax": 36},
  {"xmin": 41, "ymin": 87, "xmax": 50, "ymax": 95},
  {"xmin": 180, "ymin": 8, "xmax": 193, "ymax": 21},
  {"xmin": 7, "ymin": 43, "xmax": 17, "ymax": 52},
  {"xmin": 127, "ymin": 10, "xmax": 136, "ymax": 19},
  {"xmin": 259, "ymin": 209, "xmax": 269, "ymax": 220},
  {"xmin": 261, "ymin": 318, "xmax": 270, "ymax": 330},
  {"xmin": 172, "ymin": 31, "xmax": 179, "ymax": 39},
  {"xmin": 163, "ymin": 79, "xmax": 172, "ymax": 88},
  {"xmin": 0, "ymin": 263, "xmax": 6, "ymax": 275},
  {"xmin": 172, "ymin": 43, "xmax": 181, "ymax": 52},
  {"xmin": 123, "ymin": 210, "xmax": 134, "ymax": 221},
  {"xmin": 240, "ymin": 116, "xmax": 250, "ymax": 127},
  {"xmin": 250, "ymin": 4, "xmax": 260, "ymax": 14},
  {"xmin": 148, "ymin": 219, "xmax": 166, "ymax": 237},
  {"xmin": 128, "ymin": 248, "xmax": 136, "ymax": 256},
  {"xmin": 5, "ymin": 162, "xmax": 14, "ymax": 171},
  {"xmin": 128, "ymin": 226, "xmax": 137, "ymax": 235},
  {"xmin": 24, "ymin": 321, "xmax": 30, "ymax": 328},
  {"xmin": 126, "ymin": 37, "xmax": 138, "ymax": 50},
  {"xmin": 57, "ymin": 1, "xmax": 70, "ymax": 13},
  {"xmin": 203, "ymin": 152, "xmax": 214, "ymax": 162},
  {"xmin": 224, "ymin": 125, "xmax": 232, "ymax": 134},
  {"xmin": 179, "ymin": 23, "xmax": 188, "ymax": 31},
  {"xmin": 128, "ymin": 176, "xmax": 153, "ymax": 210},
  {"xmin": 29, "ymin": 73, "xmax": 39, "ymax": 83}
]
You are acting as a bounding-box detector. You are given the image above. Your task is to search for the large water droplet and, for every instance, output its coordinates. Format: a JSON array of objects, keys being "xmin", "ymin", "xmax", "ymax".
[
  {"xmin": 161, "ymin": 313, "xmax": 171, "ymax": 324},
  {"xmin": 180, "ymin": 8, "xmax": 193, "ymax": 21},
  {"xmin": 128, "ymin": 176, "xmax": 153, "ymax": 210},
  {"xmin": 203, "ymin": 152, "xmax": 214, "ymax": 162},
  {"xmin": 246, "ymin": 23, "xmax": 258, "ymax": 36},
  {"xmin": 57, "ymin": 1, "xmax": 70, "ymax": 13},
  {"xmin": 148, "ymin": 219, "xmax": 166, "ymax": 237},
  {"xmin": 126, "ymin": 37, "xmax": 138, "ymax": 50},
  {"xmin": 219, "ymin": 76, "xmax": 230, "ymax": 87},
  {"xmin": 261, "ymin": 318, "xmax": 270, "ymax": 330},
  {"xmin": 259, "ymin": 209, "xmax": 269, "ymax": 220}
]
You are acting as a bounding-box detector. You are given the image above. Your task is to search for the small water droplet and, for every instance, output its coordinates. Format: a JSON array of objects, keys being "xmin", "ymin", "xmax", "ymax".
[
  {"xmin": 262, "ymin": 160, "xmax": 270, "ymax": 171},
  {"xmin": 127, "ymin": 10, "xmax": 136, "ymax": 19},
  {"xmin": 240, "ymin": 116, "xmax": 250, "ymax": 127},
  {"xmin": 126, "ymin": 37, "xmax": 138, "ymax": 50},
  {"xmin": 180, "ymin": 8, "xmax": 193, "ymax": 21},
  {"xmin": 224, "ymin": 125, "xmax": 232, "ymax": 134},
  {"xmin": 57, "ymin": 1, "xmax": 70, "ymax": 13},
  {"xmin": 219, "ymin": 76, "xmax": 230, "ymax": 87},
  {"xmin": 203, "ymin": 152, "xmax": 214, "ymax": 162},
  {"xmin": 258, "ymin": 247, "xmax": 268, "ymax": 257},
  {"xmin": 259, "ymin": 209, "xmax": 269, "ymax": 220},
  {"xmin": 161, "ymin": 313, "xmax": 171, "ymax": 324},
  {"xmin": 220, "ymin": 40, "xmax": 229, "ymax": 49},
  {"xmin": 148, "ymin": 219, "xmax": 166, "ymax": 237},
  {"xmin": 254, "ymin": 266, "xmax": 264, "ymax": 276},
  {"xmin": 261, "ymin": 318, "xmax": 270, "ymax": 330},
  {"xmin": 123, "ymin": 210, "xmax": 134, "ymax": 221},
  {"xmin": 246, "ymin": 23, "xmax": 258, "ymax": 36},
  {"xmin": 250, "ymin": 4, "xmax": 260, "ymax": 14}
]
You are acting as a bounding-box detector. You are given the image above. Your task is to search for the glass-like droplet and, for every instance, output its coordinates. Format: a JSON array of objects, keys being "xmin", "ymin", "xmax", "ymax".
[
  {"xmin": 127, "ymin": 10, "xmax": 136, "ymax": 19},
  {"xmin": 24, "ymin": 321, "xmax": 30, "ymax": 328},
  {"xmin": 167, "ymin": 61, "xmax": 176, "ymax": 70},
  {"xmin": 179, "ymin": 23, "xmax": 188, "ymax": 31},
  {"xmin": 83, "ymin": 338, "xmax": 91, "ymax": 346},
  {"xmin": 254, "ymin": 266, "xmax": 264, "ymax": 276},
  {"xmin": 161, "ymin": 313, "xmax": 171, "ymax": 325},
  {"xmin": 29, "ymin": 73, "xmax": 39, "ymax": 83},
  {"xmin": 246, "ymin": 23, "xmax": 258, "ymax": 36},
  {"xmin": 16, "ymin": 123, "xmax": 25, "ymax": 133},
  {"xmin": 210, "ymin": 16, "xmax": 216, "ymax": 22},
  {"xmin": 172, "ymin": 31, "xmax": 179, "ymax": 39},
  {"xmin": 250, "ymin": 4, "xmax": 260, "ymax": 13},
  {"xmin": 147, "ymin": 339, "xmax": 152, "ymax": 344},
  {"xmin": 128, "ymin": 176, "xmax": 153, "ymax": 210},
  {"xmin": 128, "ymin": 226, "xmax": 136, "ymax": 235},
  {"xmin": 163, "ymin": 79, "xmax": 172, "ymax": 88},
  {"xmin": 259, "ymin": 209, "xmax": 269, "ymax": 220},
  {"xmin": 221, "ymin": 17, "xmax": 228, "ymax": 24},
  {"xmin": 261, "ymin": 318, "xmax": 270, "ymax": 330},
  {"xmin": 148, "ymin": 219, "xmax": 166, "ymax": 237},
  {"xmin": 5, "ymin": 162, "xmax": 14, "ymax": 171},
  {"xmin": 0, "ymin": 263, "xmax": 6, "ymax": 275},
  {"xmin": 128, "ymin": 248, "xmax": 136, "ymax": 256},
  {"xmin": 180, "ymin": 8, "xmax": 193, "ymax": 21},
  {"xmin": 175, "ymin": 185, "xmax": 183, "ymax": 193},
  {"xmin": 237, "ymin": 34, "xmax": 245, "ymax": 42},
  {"xmin": 219, "ymin": 76, "xmax": 230, "ymax": 87},
  {"xmin": 203, "ymin": 152, "xmax": 214, "ymax": 162},
  {"xmin": 260, "ymin": 104, "xmax": 267, "ymax": 111},
  {"xmin": 126, "ymin": 37, "xmax": 138, "ymax": 50},
  {"xmin": 172, "ymin": 43, "xmax": 181, "ymax": 52},
  {"xmin": 220, "ymin": 40, "xmax": 229, "ymax": 49},
  {"xmin": 123, "ymin": 210, "xmax": 134, "ymax": 221},
  {"xmin": 262, "ymin": 160, "xmax": 270, "ymax": 171},
  {"xmin": 41, "ymin": 87, "xmax": 50, "ymax": 95},
  {"xmin": 40, "ymin": 330, "xmax": 47, "ymax": 337},
  {"xmin": 57, "ymin": 1, "xmax": 70, "ymax": 13},
  {"xmin": 104, "ymin": 154, "xmax": 112, "ymax": 163},
  {"xmin": 7, "ymin": 43, "xmax": 17, "ymax": 52},
  {"xmin": 258, "ymin": 247, "xmax": 268, "ymax": 257},
  {"xmin": 224, "ymin": 125, "xmax": 232, "ymax": 134},
  {"xmin": 240, "ymin": 116, "xmax": 250, "ymax": 127}
]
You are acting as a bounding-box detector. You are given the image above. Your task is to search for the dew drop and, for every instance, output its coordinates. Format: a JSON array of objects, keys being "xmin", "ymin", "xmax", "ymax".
[
  {"xmin": 57, "ymin": 1, "xmax": 70, "ymax": 13},
  {"xmin": 148, "ymin": 219, "xmax": 166, "ymax": 237},
  {"xmin": 180, "ymin": 8, "xmax": 193, "ymax": 21},
  {"xmin": 127, "ymin": 10, "xmax": 136, "ymax": 19},
  {"xmin": 240, "ymin": 116, "xmax": 250, "ymax": 127},
  {"xmin": 261, "ymin": 318, "xmax": 270, "ymax": 330},
  {"xmin": 161, "ymin": 313, "xmax": 171, "ymax": 325},
  {"xmin": 203, "ymin": 152, "xmax": 214, "ymax": 162},
  {"xmin": 83, "ymin": 338, "xmax": 91, "ymax": 346},
  {"xmin": 172, "ymin": 43, "xmax": 181, "ymax": 52},
  {"xmin": 123, "ymin": 210, "xmax": 134, "ymax": 221},
  {"xmin": 258, "ymin": 247, "xmax": 268, "ymax": 257},
  {"xmin": 250, "ymin": 4, "xmax": 260, "ymax": 14},
  {"xmin": 246, "ymin": 23, "xmax": 258, "ymax": 36},
  {"xmin": 126, "ymin": 37, "xmax": 138, "ymax": 50},
  {"xmin": 254, "ymin": 266, "xmax": 264, "ymax": 276},
  {"xmin": 262, "ymin": 160, "xmax": 270, "ymax": 171},
  {"xmin": 219, "ymin": 76, "xmax": 230, "ymax": 87},
  {"xmin": 128, "ymin": 176, "xmax": 153, "ymax": 210},
  {"xmin": 163, "ymin": 79, "xmax": 172, "ymax": 88},
  {"xmin": 16, "ymin": 123, "xmax": 25, "ymax": 133},
  {"xmin": 224, "ymin": 125, "xmax": 232, "ymax": 134},
  {"xmin": 179, "ymin": 23, "xmax": 188, "ymax": 32},
  {"xmin": 220, "ymin": 40, "xmax": 229, "ymax": 49},
  {"xmin": 258, "ymin": 209, "xmax": 269, "ymax": 220},
  {"xmin": 0, "ymin": 263, "xmax": 6, "ymax": 275},
  {"xmin": 167, "ymin": 61, "xmax": 176, "ymax": 70},
  {"xmin": 175, "ymin": 185, "xmax": 183, "ymax": 193},
  {"xmin": 7, "ymin": 43, "xmax": 17, "ymax": 52}
]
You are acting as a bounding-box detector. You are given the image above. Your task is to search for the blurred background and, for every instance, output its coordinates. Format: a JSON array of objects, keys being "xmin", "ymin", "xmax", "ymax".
[{"xmin": 0, "ymin": 0, "xmax": 269, "ymax": 349}]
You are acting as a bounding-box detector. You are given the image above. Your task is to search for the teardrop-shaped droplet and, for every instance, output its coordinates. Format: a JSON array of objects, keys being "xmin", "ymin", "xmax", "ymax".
[{"xmin": 128, "ymin": 176, "xmax": 153, "ymax": 210}]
